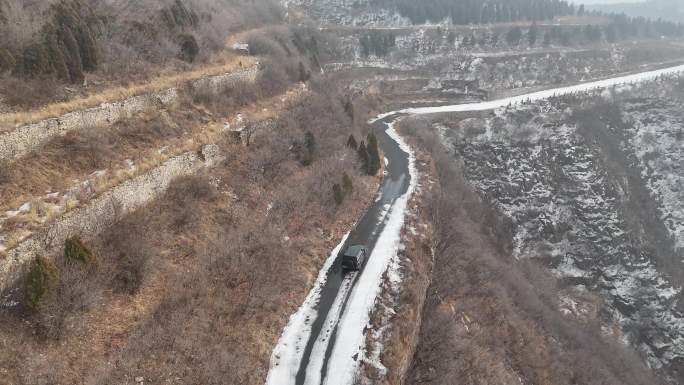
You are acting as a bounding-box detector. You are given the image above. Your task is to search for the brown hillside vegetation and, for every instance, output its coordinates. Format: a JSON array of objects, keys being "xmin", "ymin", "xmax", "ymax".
[
  {"xmin": 0, "ymin": 23, "xmax": 358, "ymax": 384},
  {"xmin": 0, "ymin": 24, "xmax": 329, "ymax": 257},
  {"xmin": 0, "ymin": 0, "xmax": 281, "ymax": 114},
  {"xmin": 0, "ymin": 83, "xmax": 380, "ymax": 384}
]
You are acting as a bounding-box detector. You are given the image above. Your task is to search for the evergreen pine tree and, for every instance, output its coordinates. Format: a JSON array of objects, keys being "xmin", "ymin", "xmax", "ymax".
[
  {"xmin": 298, "ymin": 62, "xmax": 310, "ymax": 82},
  {"xmin": 59, "ymin": 25, "xmax": 84, "ymax": 83},
  {"xmin": 528, "ymin": 22, "xmax": 539, "ymax": 46},
  {"xmin": 343, "ymin": 98, "xmax": 354, "ymax": 120},
  {"xmin": 333, "ymin": 183, "xmax": 344, "ymax": 206},
  {"xmin": 342, "ymin": 173, "xmax": 353, "ymax": 195},
  {"xmin": 357, "ymin": 141, "xmax": 369, "ymax": 172},
  {"xmin": 506, "ymin": 27, "xmax": 523, "ymax": 46},
  {"xmin": 302, "ymin": 131, "xmax": 316, "ymax": 166},
  {"xmin": 0, "ymin": 48, "xmax": 15, "ymax": 74},
  {"xmin": 76, "ymin": 25, "xmax": 98, "ymax": 70},
  {"xmin": 24, "ymin": 256, "xmax": 59, "ymax": 310},
  {"xmin": 347, "ymin": 134, "xmax": 358, "ymax": 150},
  {"xmin": 64, "ymin": 236, "xmax": 94, "ymax": 264},
  {"xmin": 366, "ymin": 133, "xmax": 381, "ymax": 176}
]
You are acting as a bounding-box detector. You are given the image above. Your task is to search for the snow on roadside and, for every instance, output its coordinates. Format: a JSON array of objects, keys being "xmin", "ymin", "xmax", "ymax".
[
  {"xmin": 397, "ymin": 64, "xmax": 684, "ymax": 115},
  {"xmin": 322, "ymin": 122, "xmax": 417, "ymax": 385},
  {"xmin": 303, "ymin": 272, "xmax": 357, "ymax": 385},
  {"xmin": 265, "ymin": 233, "xmax": 349, "ymax": 385}
]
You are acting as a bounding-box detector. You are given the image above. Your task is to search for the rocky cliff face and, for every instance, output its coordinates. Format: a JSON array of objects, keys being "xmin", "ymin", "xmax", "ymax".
[
  {"xmin": 438, "ymin": 86, "xmax": 684, "ymax": 378},
  {"xmin": 287, "ymin": 0, "xmax": 411, "ymax": 26}
]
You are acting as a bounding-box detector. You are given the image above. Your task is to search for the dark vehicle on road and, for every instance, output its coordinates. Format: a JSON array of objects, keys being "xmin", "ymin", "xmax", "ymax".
[{"xmin": 342, "ymin": 245, "xmax": 367, "ymax": 271}]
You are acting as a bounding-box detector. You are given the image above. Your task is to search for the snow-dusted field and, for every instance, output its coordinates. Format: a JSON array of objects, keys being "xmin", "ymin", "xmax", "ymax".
[
  {"xmin": 401, "ymin": 63, "xmax": 684, "ymax": 115},
  {"xmin": 623, "ymin": 100, "xmax": 684, "ymax": 254},
  {"xmin": 445, "ymin": 111, "xmax": 684, "ymax": 369}
]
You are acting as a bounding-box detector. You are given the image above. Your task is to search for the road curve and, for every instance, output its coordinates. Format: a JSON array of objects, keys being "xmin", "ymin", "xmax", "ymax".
[
  {"xmin": 400, "ymin": 63, "xmax": 684, "ymax": 115},
  {"xmin": 266, "ymin": 62, "xmax": 684, "ymax": 385},
  {"xmin": 294, "ymin": 117, "xmax": 413, "ymax": 385},
  {"xmin": 264, "ymin": 116, "xmax": 414, "ymax": 385}
]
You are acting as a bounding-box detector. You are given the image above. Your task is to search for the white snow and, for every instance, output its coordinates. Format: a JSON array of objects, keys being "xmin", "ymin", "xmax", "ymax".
[
  {"xmin": 303, "ymin": 272, "xmax": 357, "ymax": 385},
  {"xmin": 321, "ymin": 122, "xmax": 417, "ymax": 385},
  {"xmin": 18, "ymin": 202, "xmax": 31, "ymax": 213},
  {"xmin": 368, "ymin": 111, "xmax": 396, "ymax": 124},
  {"xmin": 398, "ymin": 64, "xmax": 684, "ymax": 115},
  {"xmin": 265, "ymin": 234, "xmax": 349, "ymax": 385}
]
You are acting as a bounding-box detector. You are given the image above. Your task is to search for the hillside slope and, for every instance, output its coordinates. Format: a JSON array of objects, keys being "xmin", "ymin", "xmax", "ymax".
[{"xmin": 589, "ymin": 0, "xmax": 684, "ymax": 23}]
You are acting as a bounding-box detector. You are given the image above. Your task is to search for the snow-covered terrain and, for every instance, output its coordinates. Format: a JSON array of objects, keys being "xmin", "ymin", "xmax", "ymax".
[
  {"xmin": 268, "ymin": 55, "xmax": 684, "ymax": 385},
  {"xmin": 443, "ymin": 110, "xmax": 684, "ymax": 369},
  {"xmin": 401, "ymin": 63, "xmax": 684, "ymax": 115},
  {"xmin": 623, "ymin": 100, "xmax": 684, "ymax": 253}
]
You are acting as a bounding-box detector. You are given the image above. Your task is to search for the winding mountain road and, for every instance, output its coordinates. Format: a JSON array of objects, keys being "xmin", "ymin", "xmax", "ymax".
[{"xmin": 265, "ymin": 63, "xmax": 684, "ymax": 385}]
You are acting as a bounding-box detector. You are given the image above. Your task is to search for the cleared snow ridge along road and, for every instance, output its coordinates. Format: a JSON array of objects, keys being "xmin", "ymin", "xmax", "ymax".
[
  {"xmin": 264, "ymin": 63, "xmax": 684, "ymax": 385},
  {"xmin": 265, "ymin": 118, "xmax": 417, "ymax": 385}
]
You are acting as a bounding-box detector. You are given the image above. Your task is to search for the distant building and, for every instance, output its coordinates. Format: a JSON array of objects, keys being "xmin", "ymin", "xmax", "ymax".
[
  {"xmin": 232, "ymin": 43, "xmax": 250, "ymax": 55},
  {"xmin": 440, "ymin": 79, "xmax": 480, "ymax": 93}
]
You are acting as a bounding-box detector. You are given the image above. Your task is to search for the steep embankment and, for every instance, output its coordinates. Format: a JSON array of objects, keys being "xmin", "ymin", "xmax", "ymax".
[{"xmin": 406, "ymin": 74, "xmax": 684, "ymax": 383}]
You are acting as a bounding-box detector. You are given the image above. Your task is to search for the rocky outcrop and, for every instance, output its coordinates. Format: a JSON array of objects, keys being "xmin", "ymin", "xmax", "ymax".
[
  {"xmin": 0, "ymin": 144, "xmax": 223, "ymax": 293},
  {"xmin": 0, "ymin": 66, "xmax": 258, "ymax": 162},
  {"xmin": 227, "ymin": 118, "xmax": 277, "ymax": 146}
]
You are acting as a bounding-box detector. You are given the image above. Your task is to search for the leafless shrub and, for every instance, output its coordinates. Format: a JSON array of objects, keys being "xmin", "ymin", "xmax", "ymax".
[
  {"xmin": 34, "ymin": 259, "xmax": 102, "ymax": 340},
  {"xmin": 187, "ymin": 78, "xmax": 259, "ymax": 115},
  {"xmin": 163, "ymin": 174, "xmax": 218, "ymax": 229},
  {"xmin": 0, "ymin": 160, "xmax": 10, "ymax": 185},
  {"xmin": 255, "ymin": 59, "xmax": 291, "ymax": 97},
  {"xmin": 247, "ymin": 31, "xmax": 289, "ymax": 59},
  {"xmin": 0, "ymin": 77, "xmax": 60, "ymax": 109},
  {"xmin": 0, "ymin": 0, "xmax": 47, "ymax": 50},
  {"xmin": 102, "ymin": 219, "xmax": 156, "ymax": 294},
  {"xmin": 49, "ymin": 129, "xmax": 113, "ymax": 170}
]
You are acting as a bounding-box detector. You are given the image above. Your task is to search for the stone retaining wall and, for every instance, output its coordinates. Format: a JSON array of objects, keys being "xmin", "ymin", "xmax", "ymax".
[
  {"xmin": 0, "ymin": 145, "xmax": 223, "ymax": 293},
  {"xmin": 0, "ymin": 66, "xmax": 258, "ymax": 162}
]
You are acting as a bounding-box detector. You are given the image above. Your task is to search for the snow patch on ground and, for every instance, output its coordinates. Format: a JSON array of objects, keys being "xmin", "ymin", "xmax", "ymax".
[
  {"xmin": 265, "ymin": 234, "xmax": 349, "ymax": 385},
  {"xmin": 623, "ymin": 102, "xmax": 684, "ymax": 253}
]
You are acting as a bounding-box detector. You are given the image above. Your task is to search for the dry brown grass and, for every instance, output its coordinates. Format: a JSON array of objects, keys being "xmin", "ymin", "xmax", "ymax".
[
  {"xmin": 0, "ymin": 76, "xmax": 307, "ymax": 254},
  {"xmin": 0, "ymin": 86, "xmax": 379, "ymax": 385},
  {"xmin": 0, "ymin": 55, "xmax": 255, "ymax": 131}
]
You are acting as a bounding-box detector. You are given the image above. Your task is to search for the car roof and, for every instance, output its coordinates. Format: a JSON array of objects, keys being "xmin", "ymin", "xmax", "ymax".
[{"xmin": 344, "ymin": 245, "xmax": 365, "ymax": 257}]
